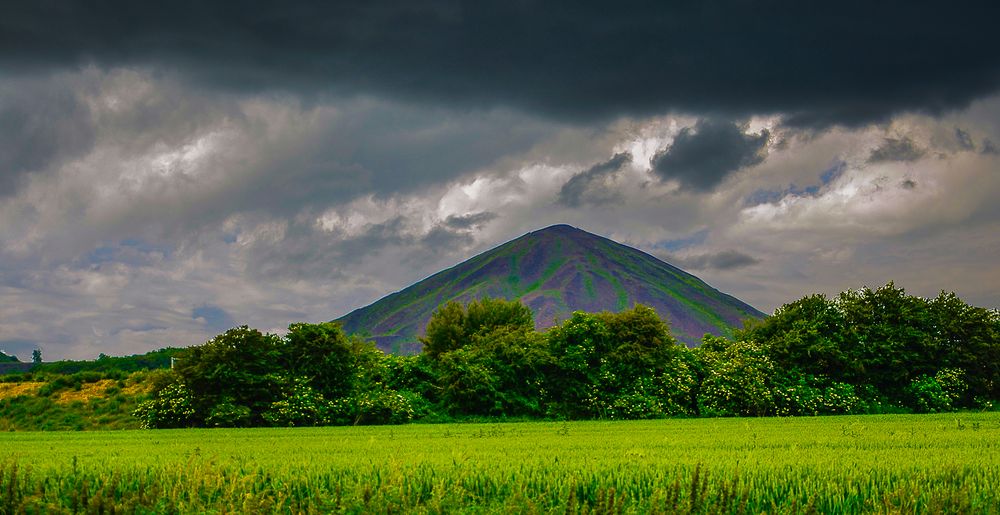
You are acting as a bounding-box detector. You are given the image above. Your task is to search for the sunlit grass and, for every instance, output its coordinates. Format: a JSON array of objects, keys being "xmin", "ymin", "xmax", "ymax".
[{"xmin": 3, "ymin": 413, "xmax": 999, "ymax": 513}]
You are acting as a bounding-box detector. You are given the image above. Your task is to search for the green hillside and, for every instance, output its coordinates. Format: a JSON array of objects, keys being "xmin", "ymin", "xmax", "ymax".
[{"xmin": 337, "ymin": 224, "xmax": 763, "ymax": 352}]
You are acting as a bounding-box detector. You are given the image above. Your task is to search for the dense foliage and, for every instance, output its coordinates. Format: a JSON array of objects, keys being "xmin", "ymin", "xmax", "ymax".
[
  {"xmin": 132, "ymin": 284, "xmax": 1000, "ymax": 428},
  {"xmin": 737, "ymin": 283, "xmax": 1000, "ymax": 413},
  {"xmin": 135, "ymin": 324, "xmax": 416, "ymax": 428}
]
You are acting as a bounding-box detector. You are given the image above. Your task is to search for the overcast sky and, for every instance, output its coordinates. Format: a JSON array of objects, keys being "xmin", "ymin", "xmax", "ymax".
[{"xmin": 2, "ymin": 1, "xmax": 1000, "ymax": 360}]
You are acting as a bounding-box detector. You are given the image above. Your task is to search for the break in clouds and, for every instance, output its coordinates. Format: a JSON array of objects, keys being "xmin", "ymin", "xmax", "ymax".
[{"xmin": 2, "ymin": 1, "xmax": 1000, "ymax": 359}]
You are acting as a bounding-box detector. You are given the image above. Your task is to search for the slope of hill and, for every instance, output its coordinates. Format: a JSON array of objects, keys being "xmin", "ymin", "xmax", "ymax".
[{"xmin": 336, "ymin": 224, "xmax": 764, "ymax": 352}]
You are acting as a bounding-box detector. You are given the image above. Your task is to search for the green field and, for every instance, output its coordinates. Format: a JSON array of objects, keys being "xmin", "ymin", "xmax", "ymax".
[{"xmin": 3, "ymin": 413, "xmax": 1000, "ymax": 513}]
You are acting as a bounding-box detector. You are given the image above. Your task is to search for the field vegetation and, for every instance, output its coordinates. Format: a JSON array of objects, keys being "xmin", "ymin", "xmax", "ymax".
[
  {"xmin": 0, "ymin": 370, "xmax": 166, "ymax": 431},
  {"xmin": 2, "ymin": 414, "xmax": 999, "ymax": 513}
]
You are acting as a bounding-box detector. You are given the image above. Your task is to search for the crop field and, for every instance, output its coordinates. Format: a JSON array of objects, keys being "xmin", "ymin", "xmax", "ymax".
[{"xmin": 2, "ymin": 413, "xmax": 999, "ymax": 513}]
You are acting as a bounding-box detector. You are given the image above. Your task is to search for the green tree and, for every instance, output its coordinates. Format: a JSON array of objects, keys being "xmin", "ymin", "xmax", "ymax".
[
  {"xmin": 545, "ymin": 312, "xmax": 607, "ymax": 418},
  {"xmin": 905, "ymin": 368, "xmax": 968, "ymax": 413},
  {"xmin": 739, "ymin": 294, "xmax": 852, "ymax": 380},
  {"xmin": 546, "ymin": 305, "xmax": 693, "ymax": 419},
  {"xmin": 282, "ymin": 322, "xmax": 360, "ymax": 399},
  {"xmin": 465, "ymin": 297, "xmax": 534, "ymax": 336},
  {"xmin": 836, "ymin": 283, "xmax": 935, "ymax": 394},
  {"xmin": 926, "ymin": 291, "xmax": 1000, "ymax": 404},
  {"xmin": 262, "ymin": 377, "xmax": 330, "ymax": 427},
  {"xmin": 132, "ymin": 382, "xmax": 197, "ymax": 429},
  {"xmin": 31, "ymin": 349, "xmax": 42, "ymax": 365},
  {"xmin": 421, "ymin": 297, "xmax": 534, "ymax": 359},
  {"xmin": 173, "ymin": 326, "xmax": 284, "ymax": 425},
  {"xmin": 421, "ymin": 301, "xmax": 467, "ymax": 359},
  {"xmin": 737, "ymin": 282, "xmax": 1000, "ymax": 409},
  {"xmin": 438, "ymin": 326, "xmax": 551, "ymax": 416},
  {"xmin": 695, "ymin": 336, "xmax": 778, "ymax": 417}
]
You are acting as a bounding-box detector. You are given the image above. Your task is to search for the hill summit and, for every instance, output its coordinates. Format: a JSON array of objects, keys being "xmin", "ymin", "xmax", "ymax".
[{"xmin": 337, "ymin": 224, "xmax": 764, "ymax": 352}]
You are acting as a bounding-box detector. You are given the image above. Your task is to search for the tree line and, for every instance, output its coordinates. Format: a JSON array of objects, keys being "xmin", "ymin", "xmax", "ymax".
[{"xmin": 134, "ymin": 283, "xmax": 1000, "ymax": 428}]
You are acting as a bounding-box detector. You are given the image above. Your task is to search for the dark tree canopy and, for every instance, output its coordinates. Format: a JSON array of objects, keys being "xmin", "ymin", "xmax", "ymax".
[
  {"xmin": 421, "ymin": 298, "xmax": 534, "ymax": 359},
  {"xmin": 134, "ymin": 285, "xmax": 1000, "ymax": 428}
]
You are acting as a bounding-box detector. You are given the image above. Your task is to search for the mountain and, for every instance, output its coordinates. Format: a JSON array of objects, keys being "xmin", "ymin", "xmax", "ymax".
[{"xmin": 336, "ymin": 224, "xmax": 765, "ymax": 352}]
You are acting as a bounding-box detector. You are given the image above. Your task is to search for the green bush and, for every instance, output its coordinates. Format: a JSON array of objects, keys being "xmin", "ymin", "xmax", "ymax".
[
  {"xmin": 133, "ymin": 382, "xmax": 197, "ymax": 429},
  {"xmin": 263, "ymin": 377, "xmax": 330, "ymax": 427},
  {"xmin": 906, "ymin": 369, "xmax": 968, "ymax": 413},
  {"xmin": 696, "ymin": 338, "xmax": 778, "ymax": 417},
  {"xmin": 773, "ymin": 376, "xmax": 864, "ymax": 416},
  {"xmin": 354, "ymin": 388, "xmax": 415, "ymax": 425},
  {"xmin": 206, "ymin": 400, "xmax": 253, "ymax": 427}
]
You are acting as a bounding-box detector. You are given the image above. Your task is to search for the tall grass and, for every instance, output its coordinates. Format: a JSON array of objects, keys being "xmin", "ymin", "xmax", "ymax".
[{"xmin": 3, "ymin": 413, "xmax": 999, "ymax": 513}]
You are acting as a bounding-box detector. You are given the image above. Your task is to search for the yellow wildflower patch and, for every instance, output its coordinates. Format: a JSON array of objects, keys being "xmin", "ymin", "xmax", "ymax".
[
  {"xmin": 56, "ymin": 379, "xmax": 118, "ymax": 404},
  {"xmin": 0, "ymin": 381, "xmax": 44, "ymax": 399},
  {"xmin": 123, "ymin": 381, "xmax": 153, "ymax": 395}
]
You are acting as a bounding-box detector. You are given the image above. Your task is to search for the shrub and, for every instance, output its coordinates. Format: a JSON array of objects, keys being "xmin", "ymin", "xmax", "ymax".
[
  {"xmin": 772, "ymin": 376, "xmax": 864, "ymax": 416},
  {"xmin": 906, "ymin": 369, "xmax": 968, "ymax": 413},
  {"xmin": 696, "ymin": 338, "xmax": 777, "ymax": 417},
  {"xmin": 132, "ymin": 382, "xmax": 197, "ymax": 429},
  {"xmin": 206, "ymin": 400, "xmax": 253, "ymax": 427},
  {"xmin": 263, "ymin": 377, "xmax": 330, "ymax": 427}
]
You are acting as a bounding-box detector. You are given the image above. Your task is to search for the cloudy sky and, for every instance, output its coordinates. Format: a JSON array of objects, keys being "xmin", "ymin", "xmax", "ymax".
[{"xmin": 2, "ymin": 1, "xmax": 1000, "ymax": 360}]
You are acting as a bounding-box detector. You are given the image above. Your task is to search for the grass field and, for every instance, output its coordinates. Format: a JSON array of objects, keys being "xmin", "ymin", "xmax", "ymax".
[{"xmin": 3, "ymin": 413, "xmax": 999, "ymax": 513}]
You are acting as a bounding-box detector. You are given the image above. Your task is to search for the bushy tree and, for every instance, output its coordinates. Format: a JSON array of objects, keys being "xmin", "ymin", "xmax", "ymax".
[
  {"xmin": 837, "ymin": 283, "xmax": 936, "ymax": 393},
  {"xmin": 282, "ymin": 322, "xmax": 363, "ymax": 400},
  {"xmin": 465, "ymin": 297, "xmax": 534, "ymax": 336},
  {"xmin": 132, "ymin": 382, "xmax": 197, "ymax": 429},
  {"xmin": 421, "ymin": 301, "xmax": 467, "ymax": 359},
  {"xmin": 438, "ymin": 326, "xmax": 550, "ymax": 416},
  {"xmin": 380, "ymin": 354, "xmax": 440, "ymax": 419},
  {"xmin": 262, "ymin": 377, "xmax": 330, "ymax": 427},
  {"xmin": 339, "ymin": 342, "xmax": 416, "ymax": 425},
  {"xmin": 421, "ymin": 298, "xmax": 534, "ymax": 359},
  {"xmin": 771, "ymin": 376, "xmax": 864, "ymax": 416},
  {"xmin": 695, "ymin": 336, "xmax": 778, "ymax": 417},
  {"xmin": 172, "ymin": 326, "xmax": 285, "ymax": 425},
  {"xmin": 547, "ymin": 306, "xmax": 694, "ymax": 419},
  {"xmin": 740, "ymin": 282, "xmax": 1000, "ymax": 410},
  {"xmin": 738, "ymin": 295, "xmax": 852, "ymax": 380},
  {"xmin": 927, "ymin": 292, "xmax": 1000, "ymax": 404},
  {"xmin": 905, "ymin": 368, "xmax": 969, "ymax": 413},
  {"xmin": 545, "ymin": 312, "xmax": 607, "ymax": 417}
]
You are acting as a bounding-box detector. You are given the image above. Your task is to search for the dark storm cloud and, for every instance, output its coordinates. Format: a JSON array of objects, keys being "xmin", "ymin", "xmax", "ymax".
[
  {"xmin": 0, "ymin": 72, "xmax": 555, "ymax": 257},
  {"xmin": 0, "ymin": 78, "xmax": 96, "ymax": 197},
  {"xmin": 955, "ymin": 128, "xmax": 976, "ymax": 150},
  {"xmin": 444, "ymin": 212, "xmax": 498, "ymax": 230},
  {"xmin": 2, "ymin": 1, "xmax": 998, "ymax": 126},
  {"xmin": 421, "ymin": 226, "xmax": 474, "ymax": 250},
  {"xmin": 558, "ymin": 152, "xmax": 631, "ymax": 207},
  {"xmin": 662, "ymin": 250, "xmax": 760, "ymax": 271},
  {"xmin": 249, "ymin": 217, "xmax": 412, "ymax": 280},
  {"xmin": 239, "ymin": 216, "xmax": 486, "ymax": 283},
  {"xmin": 868, "ymin": 137, "xmax": 926, "ymax": 163},
  {"xmin": 651, "ymin": 120, "xmax": 769, "ymax": 191}
]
